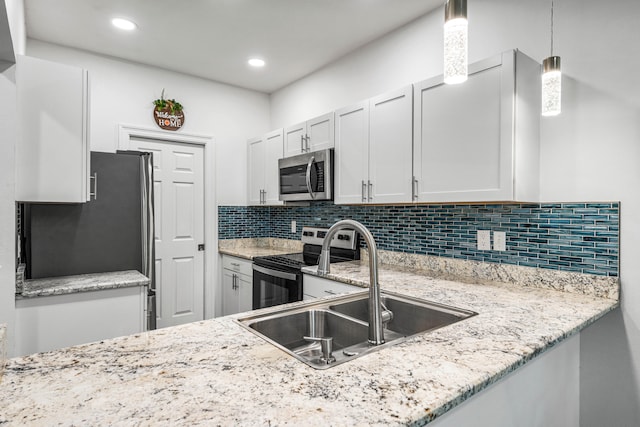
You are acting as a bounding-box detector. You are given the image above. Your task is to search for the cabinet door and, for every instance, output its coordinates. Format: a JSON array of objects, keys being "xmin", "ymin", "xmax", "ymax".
[
  {"xmin": 263, "ymin": 129, "xmax": 284, "ymax": 205},
  {"xmin": 413, "ymin": 54, "xmax": 513, "ymax": 202},
  {"xmin": 221, "ymin": 270, "xmax": 239, "ymax": 316},
  {"xmin": 334, "ymin": 101, "xmax": 370, "ymax": 204},
  {"xmin": 284, "ymin": 122, "xmax": 306, "ymax": 157},
  {"xmin": 16, "ymin": 55, "xmax": 89, "ymax": 203},
  {"xmin": 237, "ymin": 274, "xmax": 253, "ymax": 313},
  {"xmin": 368, "ymin": 85, "xmax": 413, "ymax": 203},
  {"xmin": 307, "ymin": 112, "xmax": 334, "ymax": 151},
  {"xmin": 247, "ymin": 137, "xmax": 265, "ymax": 205}
]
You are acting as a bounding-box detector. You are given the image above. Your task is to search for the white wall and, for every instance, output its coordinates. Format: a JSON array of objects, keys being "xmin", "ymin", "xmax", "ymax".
[
  {"xmin": 0, "ymin": 62, "xmax": 16, "ymax": 357},
  {"xmin": 4, "ymin": 0, "xmax": 24, "ymax": 56},
  {"xmin": 432, "ymin": 335, "xmax": 580, "ymax": 427},
  {"xmin": 27, "ymin": 40, "xmax": 270, "ymax": 206},
  {"xmin": 270, "ymin": 0, "xmax": 640, "ymax": 425},
  {"xmin": 0, "ymin": 0, "xmax": 21, "ymax": 361}
]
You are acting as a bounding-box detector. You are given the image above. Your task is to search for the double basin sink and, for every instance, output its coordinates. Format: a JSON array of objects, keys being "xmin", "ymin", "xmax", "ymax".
[{"xmin": 235, "ymin": 290, "xmax": 476, "ymax": 369}]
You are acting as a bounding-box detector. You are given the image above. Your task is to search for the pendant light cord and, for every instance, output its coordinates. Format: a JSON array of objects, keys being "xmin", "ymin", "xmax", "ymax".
[{"xmin": 550, "ymin": 0, "xmax": 555, "ymax": 56}]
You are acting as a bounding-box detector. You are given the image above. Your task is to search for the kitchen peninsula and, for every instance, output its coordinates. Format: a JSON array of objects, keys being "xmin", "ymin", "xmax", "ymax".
[{"xmin": 0, "ymin": 253, "xmax": 617, "ymax": 426}]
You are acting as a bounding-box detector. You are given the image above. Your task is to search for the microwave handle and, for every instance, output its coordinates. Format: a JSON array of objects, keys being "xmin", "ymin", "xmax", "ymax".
[{"xmin": 305, "ymin": 155, "xmax": 316, "ymax": 199}]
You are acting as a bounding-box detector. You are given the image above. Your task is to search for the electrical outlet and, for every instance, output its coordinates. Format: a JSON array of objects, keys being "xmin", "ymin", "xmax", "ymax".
[
  {"xmin": 477, "ymin": 230, "xmax": 491, "ymax": 250},
  {"xmin": 494, "ymin": 231, "xmax": 506, "ymax": 251},
  {"xmin": 291, "ymin": 220, "xmax": 297, "ymax": 233}
]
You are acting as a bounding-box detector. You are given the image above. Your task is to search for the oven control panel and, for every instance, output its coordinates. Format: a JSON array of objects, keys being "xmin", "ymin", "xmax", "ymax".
[{"xmin": 301, "ymin": 227, "xmax": 358, "ymax": 250}]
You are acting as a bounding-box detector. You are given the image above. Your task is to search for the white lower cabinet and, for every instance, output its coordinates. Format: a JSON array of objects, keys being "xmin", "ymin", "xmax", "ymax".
[
  {"xmin": 221, "ymin": 255, "xmax": 253, "ymax": 316},
  {"xmin": 303, "ymin": 274, "xmax": 360, "ymax": 300},
  {"xmin": 14, "ymin": 286, "xmax": 146, "ymax": 357}
]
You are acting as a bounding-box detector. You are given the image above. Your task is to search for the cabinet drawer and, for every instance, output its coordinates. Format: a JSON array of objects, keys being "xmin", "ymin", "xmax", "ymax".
[
  {"xmin": 303, "ymin": 274, "xmax": 360, "ymax": 300},
  {"xmin": 222, "ymin": 255, "xmax": 253, "ymax": 276}
]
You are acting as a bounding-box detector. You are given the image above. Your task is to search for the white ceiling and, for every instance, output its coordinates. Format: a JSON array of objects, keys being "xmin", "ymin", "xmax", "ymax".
[{"xmin": 24, "ymin": 0, "xmax": 443, "ymax": 93}]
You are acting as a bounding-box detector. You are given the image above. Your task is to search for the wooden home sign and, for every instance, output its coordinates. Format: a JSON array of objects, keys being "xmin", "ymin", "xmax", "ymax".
[
  {"xmin": 152, "ymin": 91, "xmax": 185, "ymax": 131},
  {"xmin": 153, "ymin": 105, "xmax": 185, "ymax": 131}
]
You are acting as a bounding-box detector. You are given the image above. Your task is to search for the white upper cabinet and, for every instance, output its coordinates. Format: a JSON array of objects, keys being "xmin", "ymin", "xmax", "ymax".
[
  {"xmin": 413, "ymin": 50, "xmax": 540, "ymax": 202},
  {"xmin": 247, "ymin": 137, "xmax": 265, "ymax": 205},
  {"xmin": 335, "ymin": 101, "xmax": 370, "ymax": 204},
  {"xmin": 335, "ymin": 85, "xmax": 413, "ymax": 204},
  {"xmin": 368, "ymin": 86, "xmax": 413, "ymax": 203},
  {"xmin": 247, "ymin": 129, "xmax": 284, "ymax": 206},
  {"xmin": 15, "ymin": 55, "xmax": 90, "ymax": 203},
  {"xmin": 284, "ymin": 112, "xmax": 334, "ymax": 157}
]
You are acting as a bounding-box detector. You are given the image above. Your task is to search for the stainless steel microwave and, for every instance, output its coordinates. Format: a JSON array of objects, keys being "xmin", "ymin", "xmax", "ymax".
[{"xmin": 278, "ymin": 149, "xmax": 333, "ymax": 201}]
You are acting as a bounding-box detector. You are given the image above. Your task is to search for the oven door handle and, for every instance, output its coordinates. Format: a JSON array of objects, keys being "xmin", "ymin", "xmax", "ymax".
[
  {"xmin": 253, "ymin": 264, "xmax": 299, "ymax": 281},
  {"xmin": 305, "ymin": 155, "xmax": 316, "ymax": 199}
]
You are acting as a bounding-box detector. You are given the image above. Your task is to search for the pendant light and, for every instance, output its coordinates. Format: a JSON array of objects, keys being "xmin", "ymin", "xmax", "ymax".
[
  {"xmin": 542, "ymin": 0, "xmax": 561, "ymax": 116},
  {"xmin": 444, "ymin": 0, "xmax": 468, "ymax": 84}
]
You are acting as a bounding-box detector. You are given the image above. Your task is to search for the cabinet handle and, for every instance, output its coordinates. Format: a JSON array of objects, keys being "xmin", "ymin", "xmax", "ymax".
[
  {"xmin": 305, "ymin": 135, "xmax": 310, "ymax": 152},
  {"xmin": 324, "ymin": 290, "xmax": 336, "ymax": 295},
  {"xmin": 412, "ymin": 176, "xmax": 418, "ymax": 201},
  {"xmin": 232, "ymin": 274, "xmax": 237, "ymax": 290},
  {"xmin": 300, "ymin": 135, "xmax": 304, "ymax": 152},
  {"xmin": 361, "ymin": 180, "xmax": 366, "ymax": 202},
  {"xmin": 368, "ymin": 180, "xmax": 373, "ymax": 202},
  {"xmin": 305, "ymin": 156, "xmax": 316, "ymax": 199},
  {"xmin": 89, "ymin": 173, "xmax": 98, "ymax": 200},
  {"xmin": 231, "ymin": 262, "xmax": 240, "ymax": 267}
]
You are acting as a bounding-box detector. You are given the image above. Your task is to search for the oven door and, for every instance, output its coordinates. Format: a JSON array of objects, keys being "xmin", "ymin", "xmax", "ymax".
[{"xmin": 252, "ymin": 264, "xmax": 303, "ymax": 309}]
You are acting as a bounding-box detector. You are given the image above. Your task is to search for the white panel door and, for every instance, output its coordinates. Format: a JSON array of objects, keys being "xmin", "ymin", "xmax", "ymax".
[
  {"xmin": 129, "ymin": 137, "xmax": 205, "ymax": 328},
  {"xmin": 369, "ymin": 85, "xmax": 413, "ymax": 203},
  {"xmin": 335, "ymin": 101, "xmax": 370, "ymax": 204},
  {"xmin": 247, "ymin": 137, "xmax": 265, "ymax": 205},
  {"xmin": 283, "ymin": 122, "xmax": 306, "ymax": 157},
  {"xmin": 263, "ymin": 129, "xmax": 284, "ymax": 205},
  {"xmin": 414, "ymin": 58, "xmax": 509, "ymax": 202},
  {"xmin": 307, "ymin": 112, "xmax": 334, "ymax": 151}
]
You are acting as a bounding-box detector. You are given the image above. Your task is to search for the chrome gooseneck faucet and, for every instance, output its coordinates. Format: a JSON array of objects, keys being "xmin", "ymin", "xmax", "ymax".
[{"xmin": 317, "ymin": 219, "xmax": 389, "ymax": 345}]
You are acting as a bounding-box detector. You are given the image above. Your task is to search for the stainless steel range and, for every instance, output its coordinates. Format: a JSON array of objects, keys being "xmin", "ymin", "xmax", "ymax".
[{"xmin": 252, "ymin": 226, "xmax": 360, "ymax": 310}]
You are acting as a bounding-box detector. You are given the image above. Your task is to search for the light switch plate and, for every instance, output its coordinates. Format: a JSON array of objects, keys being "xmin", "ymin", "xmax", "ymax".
[
  {"xmin": 477, "ymin": 230, "xmax": 491, "ymax": 250},
  {"xmin": 291, "ymin": 220, "xmax": 297, "ymax": 233},
  {"xmin": 494, "ymin": 231, "xmax": 506, "ymax": 251}
]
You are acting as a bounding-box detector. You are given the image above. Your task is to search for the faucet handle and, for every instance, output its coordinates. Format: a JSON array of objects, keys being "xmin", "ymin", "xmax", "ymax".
[{"xmin": 303, "ymin": 336, "xmax": 336, "ymax": 364}]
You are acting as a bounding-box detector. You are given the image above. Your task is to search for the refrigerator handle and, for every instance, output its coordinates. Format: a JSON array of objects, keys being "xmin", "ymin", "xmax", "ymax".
[{"xmin": 89, "ymin": 173, "xmax": 98, "ymax": 200}]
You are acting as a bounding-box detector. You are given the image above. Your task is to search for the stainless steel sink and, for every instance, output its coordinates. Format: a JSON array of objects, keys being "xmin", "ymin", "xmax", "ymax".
[
  {"xmin": 235, "ymin": 290, "xmax": 476, "ymax": 369},
  {"xmin": 329, "ymin": 293, "xmax": 474, "ymax": 336}
]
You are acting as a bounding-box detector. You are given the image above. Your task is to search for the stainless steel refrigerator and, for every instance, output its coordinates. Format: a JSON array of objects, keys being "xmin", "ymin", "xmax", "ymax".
[{"xmin": 23, "ymin": 151, "xmax": 156, "ymax": 329}]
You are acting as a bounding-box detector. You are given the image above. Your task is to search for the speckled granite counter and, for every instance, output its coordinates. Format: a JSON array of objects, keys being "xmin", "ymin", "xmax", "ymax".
[
  {"xmin": 18, "ymin": 270, "xmax": 150, "ymax": 299},
  {"xmin": 218, "ymin": 238, "xmax": 303, "ymax": 260},
  {"xmin": 0, "ymin": 258, "xmax": 617, "ymax": 425}
]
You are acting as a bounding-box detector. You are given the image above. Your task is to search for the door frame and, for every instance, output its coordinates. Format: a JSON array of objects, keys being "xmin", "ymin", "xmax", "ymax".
[{"xmin": 118, "ymin": 124, "xmax": 216, "ymax": 320}]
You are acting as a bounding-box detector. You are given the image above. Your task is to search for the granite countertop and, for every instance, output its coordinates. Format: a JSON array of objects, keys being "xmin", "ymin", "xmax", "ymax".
[
  {"xmin": 18, "ymin": 270, "xmax": 150, "ymax": 299},
  {"xmin": 218, "ymin": 238, "xmax": 303, "ymax": 260},
  {"xmin": 0, "ymin": 259, "xmax": 617, "ymax": 426}
]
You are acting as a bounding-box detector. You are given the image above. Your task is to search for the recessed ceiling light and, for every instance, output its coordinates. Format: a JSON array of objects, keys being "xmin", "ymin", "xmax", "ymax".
[
  {"xmin": 248, "ymin": 58, "xmax": 266, "ymax": 68},
  {"xmin": 112, "ymin": 18, "xmax": 137, "ymax": 31}
]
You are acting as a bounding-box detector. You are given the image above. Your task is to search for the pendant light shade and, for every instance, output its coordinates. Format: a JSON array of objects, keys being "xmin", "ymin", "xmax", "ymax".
[
  {"xmin": 542, "ymin": 56, "xmax": 561, "ymax": 116},
  {"xmin": 542, "ymin": 0, "xmax": 561, "ymax": 116},
  {"xmin": 444, "ymin": 0, "xmax": 468, "ymax": 84}
]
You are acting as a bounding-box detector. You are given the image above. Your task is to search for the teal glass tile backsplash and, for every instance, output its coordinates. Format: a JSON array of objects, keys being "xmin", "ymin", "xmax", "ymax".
[{"xmin": 218, "ymin": 202, "xmax": 619, "ymax": 277}]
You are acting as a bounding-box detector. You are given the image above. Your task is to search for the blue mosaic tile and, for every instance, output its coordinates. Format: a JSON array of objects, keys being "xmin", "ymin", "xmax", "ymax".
[{"xmin": 218, "ymin": 202, "xmax": 620, "ymax": 277}]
